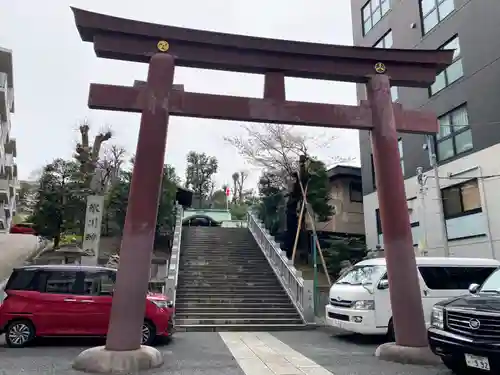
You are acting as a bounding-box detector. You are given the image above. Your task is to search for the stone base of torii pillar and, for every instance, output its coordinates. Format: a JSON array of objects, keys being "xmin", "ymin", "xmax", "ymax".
[
  {"xmin": 72, "ymin": 54, "xmax": 173, "ymax": 373},
  {"xmin": 72, "ymin": 346, "xmax": 163, "ymax": 374},
  {"xmin": 375, "ymin": 344, "xmax": 441, "ymax": 366}
]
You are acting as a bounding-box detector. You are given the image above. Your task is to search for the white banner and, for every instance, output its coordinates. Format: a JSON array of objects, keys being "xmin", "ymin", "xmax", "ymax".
[{"xmin": 82, "ymin": 195, "xmax": 105, "ymax": 260}]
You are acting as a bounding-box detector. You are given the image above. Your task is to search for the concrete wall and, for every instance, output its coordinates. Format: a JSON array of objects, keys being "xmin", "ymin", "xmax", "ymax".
[
  {"xmin": 364, "ymin": 143, "xmax": 500, "ymax": 259},
  {"xmin": 306, "ymin": 176, "xmax": 365, "ymax": 235}
]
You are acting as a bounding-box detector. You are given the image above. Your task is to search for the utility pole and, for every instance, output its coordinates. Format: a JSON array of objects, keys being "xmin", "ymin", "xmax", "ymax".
[
  {"xmin": 416, "ymin": 167, "xmax": 428, "ymax": 256},
  {"xmin": 425, "ymin": 135, "xmax": 450, "ymax": 257}
]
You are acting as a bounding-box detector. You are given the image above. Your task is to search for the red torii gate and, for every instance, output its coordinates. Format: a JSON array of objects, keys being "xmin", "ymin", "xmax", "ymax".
[{"xmin": 70, "ymin": 7, "xmax": 453, "ymax": 373}]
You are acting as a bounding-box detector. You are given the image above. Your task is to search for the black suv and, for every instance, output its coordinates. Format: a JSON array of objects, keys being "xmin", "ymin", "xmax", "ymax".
[{"xmin": 428, "ymin": 267, "xmax": 500, "ymax": 374}]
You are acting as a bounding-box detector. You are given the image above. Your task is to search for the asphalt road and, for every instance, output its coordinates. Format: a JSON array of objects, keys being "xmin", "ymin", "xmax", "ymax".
[
  {"xmin": 0, "ymin": 233, "xmax": 38, "ymax": 284},
  {"xmin": 0, "ymin": 330, "xmax": 452, "ymax": 375}
]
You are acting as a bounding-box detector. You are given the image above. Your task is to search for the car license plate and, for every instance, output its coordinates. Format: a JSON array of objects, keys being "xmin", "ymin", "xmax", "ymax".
[
  {"xmin": 334, "ymin": 319, "xmax": 344, "ymax": 329},
  {"xmin": 465, "ymin": 354, "xmax": 490, "ymax": 371}
]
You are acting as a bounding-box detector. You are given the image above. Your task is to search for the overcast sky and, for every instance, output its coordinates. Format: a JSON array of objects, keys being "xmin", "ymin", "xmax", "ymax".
[{"xmin": 0, "ymin": 0, "xmax": 360, "ymax": 189}]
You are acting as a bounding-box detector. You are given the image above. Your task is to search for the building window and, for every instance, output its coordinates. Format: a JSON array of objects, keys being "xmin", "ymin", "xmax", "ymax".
[
  {"xmin": 430, "ymin": 36, "xmax": 463, "ymax": 95},
  {"xmin": 374, "ymin": 30, "xmax": 393, "ymax": 48},
  {"xmin": 374, "ymin": 31, "xmax": 399, "ymax": 101},
  {"xmin": 43, "ymin": 271, "xmax": 79, "ymax": 294},
  {"xmin": 418, "ymin": 266, "xmax": 496, "ymax": 290},
  {"xmin": 420, "ymin": 0, "xmax": 455, "ymax": 34},
  {"xmin": 362, "ymin": 0, "xmax": 391, "ymax": 35},
  {"xmin": 391, "ymin": 86, "xmax": 399, "ymax": 102},
  {"xmin": 435, "ymin": 106, "xmax": 472, "ymax": 161},
  {"xmin": 370, "ymin": 154, "xmax": 376, "ymax": 189},
  {"xmin": 349, "ymin": 182, "xmax": 363, "ymax": 202},
  {"xmin": 398, "ymin": 138, "xmax": 404, "ymax": 174},
  {"xmin": 376, "ymin": 207, "xmax": 381, "ymax": 223},
  {"xmin": 441, "ymin": 179, "xmax": 481, "ymax": 219},
  {"xmin": 376, "ymin": 208, "xmax": 420, "ymax": 246}
]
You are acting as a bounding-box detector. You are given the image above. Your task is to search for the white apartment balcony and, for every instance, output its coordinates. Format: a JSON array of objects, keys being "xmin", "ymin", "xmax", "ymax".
[
  {"xmin": 0, "ymin": 75, "xmax": 7, "ymax": 122},
  {"xmin": 4, "ymin": 147, "xmax": 14, "ymax": 167},
  {"xmin": 0, "ymin": 184, "xmax": 8, "ymax": 212},
  {"xmin": 5, "ymin": 139, "xmax": 16, "ymax": 165},
  {"xmin": 0, "ymin": 179, "xmax": 16, "ymax": 228},
  {"xmin": 0, "ymin": 47, "xmax": 14, "ymax": 122},
  {"xmin": 0, "ymin": 178, "xmax": 7, "ymax": 193}
]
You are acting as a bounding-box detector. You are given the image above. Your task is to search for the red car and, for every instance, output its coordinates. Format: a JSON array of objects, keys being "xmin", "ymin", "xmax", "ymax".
[
  {"xmin": 0, "ymin": 265, "xmax": 174, "ymax": 348},
  {"xmin": 9, "ymin": 223, "xmax": 37, "ymax": 235}
]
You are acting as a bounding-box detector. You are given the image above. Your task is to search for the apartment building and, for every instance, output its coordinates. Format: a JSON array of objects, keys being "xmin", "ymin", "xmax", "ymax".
[
  {"xmin": 0, "ymin": 47, "xmax": 17, "ymax": 230},
  {"xmin": 306, "ymin": 165, "xmax": 365, "ymax": 237},
  {"xmin": 351, "ymin": 0, "xmax": 500, "ymax": 258}
]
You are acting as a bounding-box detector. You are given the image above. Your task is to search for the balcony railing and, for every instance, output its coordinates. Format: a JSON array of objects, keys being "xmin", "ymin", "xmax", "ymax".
[{"xmin": 247, "ymin": 211, "xmax": 314, "ymax": 322}]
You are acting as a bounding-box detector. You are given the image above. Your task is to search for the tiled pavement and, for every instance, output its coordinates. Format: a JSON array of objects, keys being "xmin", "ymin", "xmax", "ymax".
[{"xmin": 0, "ymin": 330, "xmax": 451, "ymax": 375}]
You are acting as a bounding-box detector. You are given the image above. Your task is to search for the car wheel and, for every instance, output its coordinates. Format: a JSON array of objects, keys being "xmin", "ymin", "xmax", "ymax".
[
  {"xmin": 386, "ymin": 318, "xmax": 395, "ymax": 342},
  {"xmin": 5, "ymin": 320, "xmax": 35, "ymax": 348},
  {"xmin": 141, "ymin": 321, "xmax": 156, "ymax": 346},
  {"xmin": 441, "ymin": 356, "xmax": 468, "ymax": 374}
]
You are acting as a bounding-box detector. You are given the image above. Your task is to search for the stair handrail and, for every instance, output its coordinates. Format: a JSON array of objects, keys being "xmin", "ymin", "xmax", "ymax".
[
  {"xmin": 247, "ymin": 211, "xmax": 314, "ymax": 323},
  {"xmin": 165, "ymin": 203, "xmax": 183, "ymax": 304}
]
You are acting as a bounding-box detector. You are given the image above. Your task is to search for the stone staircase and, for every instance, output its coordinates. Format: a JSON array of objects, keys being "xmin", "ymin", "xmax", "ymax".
[{"xmin": 175, "ymin": 226, "xmax": 306, "ymax": 331}]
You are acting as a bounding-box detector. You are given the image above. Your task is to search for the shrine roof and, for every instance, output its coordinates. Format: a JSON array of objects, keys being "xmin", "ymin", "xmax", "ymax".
[
  {"xmin": 72, "ymin": 7, "xmax": 454, "ymax": 87},
  {"xmin": 327, "ymin": 165, "xmax": 361, "ymax": 180}
]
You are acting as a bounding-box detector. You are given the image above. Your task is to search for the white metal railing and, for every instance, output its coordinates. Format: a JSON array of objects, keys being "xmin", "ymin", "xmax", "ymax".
[
  {"xmin": 165, "ymin": 204, "xmax": 183, "ymax": 303},
  {"xmin": 247, "ymin": 211, "xmax": 314, "ymax": 322}
]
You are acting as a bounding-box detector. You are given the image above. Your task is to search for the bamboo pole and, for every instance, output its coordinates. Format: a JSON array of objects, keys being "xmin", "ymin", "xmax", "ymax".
[
  {"xmin": 291, "ymin": 183, "xmax": 308, "ymax": 263},
  {"xmin": 297, "ymin": 177, "xmax": 332, "ymax": 286}
]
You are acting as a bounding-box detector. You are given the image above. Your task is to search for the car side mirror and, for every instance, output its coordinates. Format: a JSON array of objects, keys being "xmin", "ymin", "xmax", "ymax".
[
  {"xmin": 469, "ymin": 283, "xmax": 480, "ymax": 294},
  {"xmin": 166, "ymin": 300, "xmax": 174, "ymax": 308},
  {"xmin": 378, "ymin": 279, "xmax": 389, "ymax": 290}
]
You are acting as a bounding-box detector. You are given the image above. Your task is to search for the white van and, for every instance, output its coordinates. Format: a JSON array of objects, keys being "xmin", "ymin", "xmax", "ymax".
[{"xmin": 325, "ymin": 257, "xmax": 500, "ymax": 339}]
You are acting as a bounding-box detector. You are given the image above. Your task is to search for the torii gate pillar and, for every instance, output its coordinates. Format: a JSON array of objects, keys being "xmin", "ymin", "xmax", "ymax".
[
  {"xmin": 368, "ymin": 75, "xmax": 437, "ymax": 363},
  {"xmin": 72, "ymin": 54, "xmax": 174, "ymax": 373}
]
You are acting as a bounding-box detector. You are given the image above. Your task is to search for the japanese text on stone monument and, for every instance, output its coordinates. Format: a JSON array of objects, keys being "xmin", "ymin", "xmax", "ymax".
[{"xmin": 82, "ymin": 195, "xmax": 104, "ymax": 257}]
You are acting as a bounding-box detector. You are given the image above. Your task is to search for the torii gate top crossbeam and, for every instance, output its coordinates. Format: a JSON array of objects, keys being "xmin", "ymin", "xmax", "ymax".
[{"xmin": 71, "ymin": 8, "xmax": 453, "ymax": 87}]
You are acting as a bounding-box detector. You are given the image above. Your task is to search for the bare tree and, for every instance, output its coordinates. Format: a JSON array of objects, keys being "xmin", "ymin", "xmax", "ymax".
[
  {"xmin": 97, "ymin": 145, "xmax": 127, "ymax": 190},
  {"xmin": 230, "ymin": 171, "xmax": 249, "ymax": 203},
  {"xmin": 231, "ymin": 172, "xmax": 239, "ymax": 203},
  {"xmin": 74, "ymin": 120, "xmax": 113, "ymax": 192},
  {"xmin": 224, "ymin": 123, "xmax": 349, "ymax": 187},
  {"xmin": 237, "ymin": 171, "xmax": 248, "ymax": 202}
]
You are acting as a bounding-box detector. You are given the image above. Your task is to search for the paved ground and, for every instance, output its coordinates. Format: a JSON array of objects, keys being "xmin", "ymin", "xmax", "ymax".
[
  {"xmin": 0, "ymin": 330, "xmax": 451, "ymax": 375},
  {"xmin": 0, "ymin": 235, "xmax": 451, "ymax": 374},
  {"xmin": 0, "ymin": 233, "xmax": 39, "ymax": 290}
]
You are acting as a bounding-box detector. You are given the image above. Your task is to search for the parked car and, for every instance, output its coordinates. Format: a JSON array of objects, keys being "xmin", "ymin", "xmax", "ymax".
[
  {"xmin": 325, "ymin": 257, "xmax": 500, "ymax": 340},
  {"xmin": 0, "ymin": 265, "xmax": 174, "ymax": 348},
  {"xmin": 9, "ymin": 223, "xmax": 37, "ymax": 235},
  {"xmin": 428, "ymin": 267, "xmax": 500, "ymax": 374}
]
